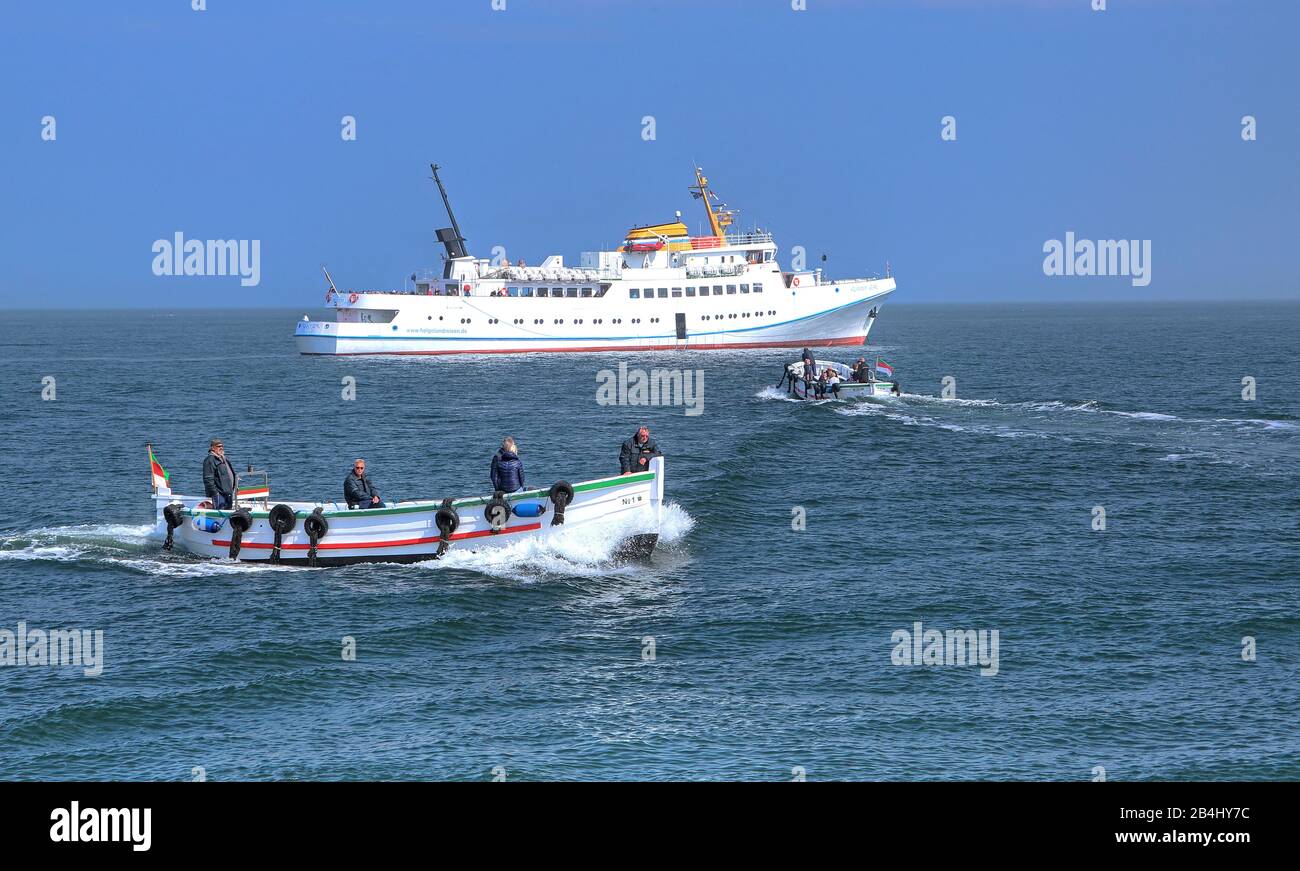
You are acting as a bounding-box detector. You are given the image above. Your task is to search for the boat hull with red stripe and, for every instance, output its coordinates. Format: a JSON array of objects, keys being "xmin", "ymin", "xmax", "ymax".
[{"xmin": 153, "ymin": 458, "xmax": 666, "ymax": 566}]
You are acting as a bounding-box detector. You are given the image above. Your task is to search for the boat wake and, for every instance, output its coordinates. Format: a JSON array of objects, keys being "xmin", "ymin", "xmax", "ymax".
[
  {"xmin": 0, "ymin": 522, "xmax": 320, "ymax": 578},
  {"xmin": 425, "ymin": 502, "xmax": 695, "ymax": 582},
  {"xmin": 755, "ymin": 385, "xmax": 814, "ymax": 403},
  {"xmin": 0, "ymin": 504, "xmax": 696, "ymax": 582},
  {"xmin": 819, "ymin": 392, "xmax": 1299, "ymax": 466},
  {"xmin": 892, "ymin": 393, "xmax": 1298, "ymax": 429}
]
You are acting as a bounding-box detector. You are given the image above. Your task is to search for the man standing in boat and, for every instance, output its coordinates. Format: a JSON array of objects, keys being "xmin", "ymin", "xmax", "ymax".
[
  {"xmin": 851, "ymin": 357, "xmax": 872, "ymax": 383},
  {"xmin": 344, "ymin": 459, "xmax": 385, "ymax": 509},
  {"xmin": 202, "ymin": 438, "xmax": 237, "ymax": 510},
  {"xmin": 620, "ymin": 426, "xmax": 661, "ymax": 475},
  {"xmin": 490, "ymin": 437, "xmax": 526, "ymax": 493}
]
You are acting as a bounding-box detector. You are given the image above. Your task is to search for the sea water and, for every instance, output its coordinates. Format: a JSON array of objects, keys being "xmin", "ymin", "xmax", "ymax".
[{"xmin": 0, "ymin": 302, "xmax": 1297, "ymax": 780}]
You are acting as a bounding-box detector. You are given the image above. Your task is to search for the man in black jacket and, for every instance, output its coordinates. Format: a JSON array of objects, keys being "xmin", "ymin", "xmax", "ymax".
[
  {"xmin": 202, "ymin": 438, "xmax": 237, "ymax": 509},
  {"xmin": 620, "ymin": 426, "xmax": 661, "ymax": 474},
  {"xmin": 344, "ymin": 459, "xmax": 385, "ymax": 509},
  {"xmin": 801, "ymin": 347, "xmax": 816, "ymax": 383}
]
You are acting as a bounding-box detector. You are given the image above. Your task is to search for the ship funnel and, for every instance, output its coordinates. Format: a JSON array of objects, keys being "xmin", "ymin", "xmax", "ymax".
[{"xmin": 436, "ymin": 227, "xmax": 467, "ymax": 259}]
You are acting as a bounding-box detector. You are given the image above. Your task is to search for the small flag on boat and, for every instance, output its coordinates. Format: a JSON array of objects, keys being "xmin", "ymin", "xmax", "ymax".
[
  {"xmin": 875, "ymin": 358, "xmax": 894, "ymax": 379},
  {"xmin": 148, "ymin": 445, "xmax": 170, "ymax": 490},
  {"xmin": 237, "ymin": 484, "xmax": 270, "ymax": 499}
]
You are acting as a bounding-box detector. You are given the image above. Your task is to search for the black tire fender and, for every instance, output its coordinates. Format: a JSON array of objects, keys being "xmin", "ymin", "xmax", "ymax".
[
  {"xmin": 435, "ymin": 504, "xmax": 460, "ymax": 537},
  {"xmin": 548, "ymin": 481, "xmax": 575, "ymax": 505},
  {"xmin": 548, "ymin": 481, "xmax": 574, "ymax": 526},
  {"xmin": 268, "ymin": 504, "xmax": 297, "ymax": 535},
  {"xmin": 303, "ymin": 508, "xmax": 329, "ymax": 540},
  {"xmin": 484, "ymin": 491, "xmax": 510, "ymax": 533},
  {"xmin": 228, "ymin": 508, "xmax": 254, "ymax": 534},
  {"xmin": 162, "ymin": 503, "xmax": 185, "ymax": 529},
  {"xmin": 161, "ymin": 502, "xmax": 185, "ymax": 551}
]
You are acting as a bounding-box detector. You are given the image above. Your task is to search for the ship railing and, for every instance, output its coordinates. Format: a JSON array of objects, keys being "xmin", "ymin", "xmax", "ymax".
[
  {"xmin": 689, "ymin": 232, "xmax": 774, "ymax": 250},
  {"xmin": 345, "ymin": 289, "xmax": 431, "ymax": 296},
  {"xmin": 685, "ymin": 264, "xmax": 747, "ymax": 279},
  {"xmin": 798, "ymin": 272, "xmax": 889, "ymax": 287},
  {"xmin": 723, "ymin": 231, "xmax": 774, "ymax": 246}
]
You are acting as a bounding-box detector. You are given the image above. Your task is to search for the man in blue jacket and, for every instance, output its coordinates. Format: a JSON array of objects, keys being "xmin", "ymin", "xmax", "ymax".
[
  {"xmin": 344, "ymin": 459, "xmax": 384, "ymax": 509},
  {"xmin": 490, "ymin": 437, "xmax": 526, "ymax": 493}
]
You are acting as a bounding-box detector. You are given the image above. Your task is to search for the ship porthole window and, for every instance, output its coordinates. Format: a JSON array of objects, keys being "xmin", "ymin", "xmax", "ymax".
[
  {"xmin": 392, "ymin": 325, "xmax": 398, "ymax": 331},
  {"xmin": 427, "ymin": 316, "xmax": 432, "ymax": 320}
]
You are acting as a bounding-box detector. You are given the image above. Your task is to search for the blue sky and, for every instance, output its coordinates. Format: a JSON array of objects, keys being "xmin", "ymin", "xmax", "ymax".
[{"xmin": 1, "ymin": 0, "xmax": 1295, "ymax": 307}]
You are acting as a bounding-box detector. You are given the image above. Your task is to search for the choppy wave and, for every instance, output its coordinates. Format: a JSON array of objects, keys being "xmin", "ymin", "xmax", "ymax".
[{"xmin": 833, "ymin": 400, "xmax": 1058, "ymax": 441}]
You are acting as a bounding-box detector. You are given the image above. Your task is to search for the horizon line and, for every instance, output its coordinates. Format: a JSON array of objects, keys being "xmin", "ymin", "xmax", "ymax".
[{"xmin": 4, "ymin": 297, "xmax": 1298, "ymax": 313}]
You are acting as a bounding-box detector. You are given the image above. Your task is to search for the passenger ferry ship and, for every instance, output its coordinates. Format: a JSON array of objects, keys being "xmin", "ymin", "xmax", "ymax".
[{"xmin": 295, "ymin": 166, "xmax": 896, "ymax": 355}]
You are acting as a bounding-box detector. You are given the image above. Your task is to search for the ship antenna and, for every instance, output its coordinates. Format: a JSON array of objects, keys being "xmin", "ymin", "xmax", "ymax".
[
  {"xmin": 429, "ymin": 163, "xmax": 468, "ymax": 259},
  {"xmin": 689, "ymin": 165, "xmax": 726, "ymax": 239}
]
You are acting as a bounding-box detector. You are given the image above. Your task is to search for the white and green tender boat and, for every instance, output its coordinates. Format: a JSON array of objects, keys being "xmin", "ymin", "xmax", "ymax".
[
  {"xmin": 781, "ymin": 359, "xmax": 900, "ymax": 400},
  {"xmin": 149, "ymin": 451, "xmax": 665, "ymax": 566}
]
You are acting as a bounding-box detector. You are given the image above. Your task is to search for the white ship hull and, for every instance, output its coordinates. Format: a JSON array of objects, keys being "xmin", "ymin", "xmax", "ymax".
[{"xmin": 296, "ymin": 278, "xmax": 895, "ymax": 356}]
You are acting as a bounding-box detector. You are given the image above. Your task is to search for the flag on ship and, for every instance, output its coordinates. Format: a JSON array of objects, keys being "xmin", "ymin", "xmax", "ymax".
[{"xmin": 875, "ymin": 358, "xmax": 894, "ymax": 379}]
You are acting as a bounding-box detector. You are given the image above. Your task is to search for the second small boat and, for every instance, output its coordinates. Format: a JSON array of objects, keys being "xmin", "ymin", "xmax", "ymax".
[{"xmin": 780, "ymin": 358, "xmax": 900, "ymax": 400}]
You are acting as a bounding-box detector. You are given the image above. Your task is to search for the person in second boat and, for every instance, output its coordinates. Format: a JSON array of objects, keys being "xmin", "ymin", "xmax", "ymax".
[
  {"xmin": 344, "ymin": 458, "xmax": 384, "ymax": 509},
  {"xmin": 490, "ymin": 437, "xmax": 526, "ymax": 493},
  {"xmin": 824, "ymin": 366, "xmax": 842, "ymax": 397},
  {"xmin": 620, "ymin": 426, "xmax": 661, "ymax": 475},
  {"xmin": 801, "ymin": 347, "xmax": 816, "ymax": 384},
  {"xmin": 852, "ymin": 357, "xmax": 873, "ymax": 383}
]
